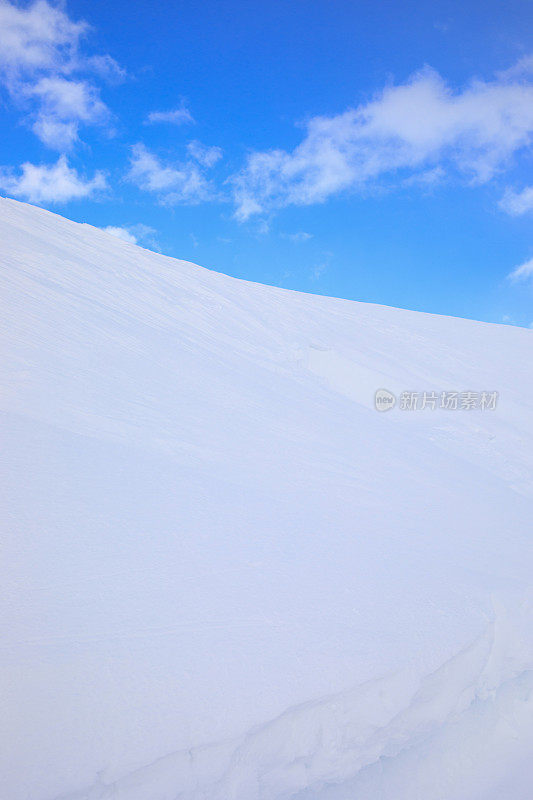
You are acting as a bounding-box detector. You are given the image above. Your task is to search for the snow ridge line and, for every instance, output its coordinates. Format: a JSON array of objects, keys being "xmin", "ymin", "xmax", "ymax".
[{"xmin": 55, "ymin": 597, "xmax": 533, "ymax": 800}]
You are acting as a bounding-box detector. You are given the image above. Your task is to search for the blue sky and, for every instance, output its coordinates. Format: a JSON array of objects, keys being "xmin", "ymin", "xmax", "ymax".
[{"xmin": 1, "ymin": 0, "xmax": 532, "ymax": 325}]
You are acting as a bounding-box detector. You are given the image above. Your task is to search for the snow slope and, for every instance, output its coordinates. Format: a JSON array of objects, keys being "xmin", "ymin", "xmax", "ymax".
[{"xmin": 1, "ymin": 197, "xmax": 532, "ymax": 800}]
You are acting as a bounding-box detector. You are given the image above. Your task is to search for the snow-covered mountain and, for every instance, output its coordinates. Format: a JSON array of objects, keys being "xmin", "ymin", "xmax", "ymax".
[{"xmin": 1, "ymin": 196, "xmax": 532, "ymax": 800}]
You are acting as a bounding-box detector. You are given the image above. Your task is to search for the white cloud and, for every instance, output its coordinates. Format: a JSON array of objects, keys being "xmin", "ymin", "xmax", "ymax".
[
  {"xmin": 0, "ymin": 155, "xmax": 106, "ymax": 203},
  {"xmin": 26, "ymin": 76, "xmax": 108, "ymax": 121},
  {"xmin": 404, "ymin": 165, "xmax": 445, "ymax": 187},
  {"xmin": 497, "ymin": 54, "xmax": 533, "ymax": 81},
  {"xmin": 311, "ymin": 262, "xmax": 327, "ymax": 281},
  {"xmin": 281, "ymin": 231, "xmax": 313, "ymax": 242},
  {"xmin": 0, "ymin": 0, "xmax": 85, "ymax": 77},
  {"xmin": 187, "ymin": 140, "xmax": 223, "ymax": 167},
  {"xmin": 0, "ymin": 0, "xmax": 122, "ymax": 149},
  {"xmin": 100, "ymin": 225, "xmax": 137, "ymax": 244},
  {"xmin": 499, "ymin": 186, "xmax": 533, "ymax": 216},
  {"xmin": 508, "ymin": 257, "xmax": 533, "ymax": 282},
  {"xmin": 32, "ymin": 116, "xmax": 79, "ymax": 149},
  {"xmin": 233, "ymin": 194, "xmax": 263, "ymax": 220},
  {"xmin": 25, "ymin": 76, "xmax": 109, "ymax": 148},
  {"xmin": 146, "ymin": 107, "xmax": 194, "ymax": 125},
  {"xmin": 128, "ymin": 223, "xmax": 159, "ymax": 247},
  {"xmin": 310, "ymin": 251, "xmax": 332, "ymax": 281},
  {"xmin": 230, "ymin": 61, "xmax": 533, "ymax": 219},
  {"xmin": 98, "ymin": 223, "xmax": 158, "ymax": 249},
  {"xmin": 127, "ymin": 143, "xmax": 217, "ymax": 205},
  {"xmin": 86, "ymin": 54, "xmax": 126, "ymax": 83}
]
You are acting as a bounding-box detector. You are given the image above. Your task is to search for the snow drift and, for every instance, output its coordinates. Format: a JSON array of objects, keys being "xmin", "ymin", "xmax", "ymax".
[{"xmin": 1, "ymin": 197, "xmax": 532, "ymax": 800}]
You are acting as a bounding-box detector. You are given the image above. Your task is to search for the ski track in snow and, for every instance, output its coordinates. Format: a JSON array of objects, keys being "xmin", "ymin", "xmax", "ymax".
[{"xmin": 1, "ymin": 197, "xmax": 532, "ymax": 800}]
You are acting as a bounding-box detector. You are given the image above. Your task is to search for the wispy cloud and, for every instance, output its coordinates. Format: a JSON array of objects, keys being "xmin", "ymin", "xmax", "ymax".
[
  {"xmin": 187, "ymin": 140, "xmax": 222, "ymax": 167},
  {"xmin": 86, "ymin": 54, "xmax": 126, "ymax": 83},
  {"xmin": 128, "ymin": 223, "xmax": 159, "ymax": 248},
  {"xmin": 404, "ymin": 165, "xmax": 445, "ymax": 187},
  {"xmin": 499, "ymin": 186, "xmax": 533, "ymax": 216},
  {"xmin": 230, "ymin": 60, "xmax": 533, "ymax": 220},
  {"xmin": 99, "ymin": 223, "xmax": 158, "ymax": 249},
  {"xmin": 100, "ymin": 225, "xmax": 137, "ymax": 244},
  {"xmin": 311, "ymin": 262, "xmax": 327, "ymax": 281},
  {"xmin": 0, "ymin": 0, "xmax": 123, "ymax": 150},
  {"xmin": 310, "ymin": 251, "xmax": 333, "ymax": 281},
  {"xmin": 26, "ymin": 76, "xmax": 109, "ymax": 148},
  {"xmin": 127, "ymin": 143, "xmax": 218, "ymax": 205},
  {"xmin": 31, "ymin": 117, "xmax": 79, "ymax": 151},
  {"xmin": 496, "ymin": 54, "xmax": 533, "ymax": 81},
  {"xmin": 508, "ymin": 257, "xmax": 533, "ymax": 283},
  {"xmin": 0, "ymin": 154, "xmax": 107, "ymax": 203},
  {"xmin": 281, "ymin": 231, "xmax": 313, "ymax": 242},
  {"xmin": 0, "ymin": 0, "xmax": 86, "ymax": 77},
  {"xmin": 146, "ymin": 105, "xmax": 194, "ymax": 125}
]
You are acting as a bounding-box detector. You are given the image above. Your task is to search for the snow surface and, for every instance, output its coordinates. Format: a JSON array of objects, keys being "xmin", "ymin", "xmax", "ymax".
[{"xmin": 1, "ymin": 196, "xmax": 532, "ymax": 800}]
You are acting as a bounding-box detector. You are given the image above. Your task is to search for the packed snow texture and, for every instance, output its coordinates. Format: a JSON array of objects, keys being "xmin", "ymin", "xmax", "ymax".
[{"xmin": 1, "ymin": 197, "xmax": 532, "ymax": 800}]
